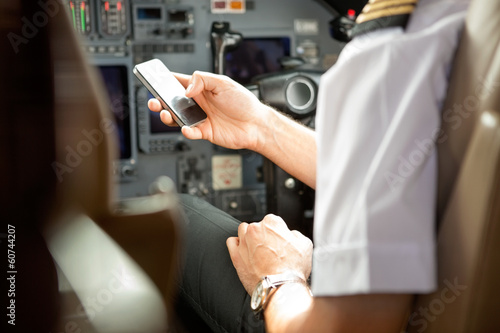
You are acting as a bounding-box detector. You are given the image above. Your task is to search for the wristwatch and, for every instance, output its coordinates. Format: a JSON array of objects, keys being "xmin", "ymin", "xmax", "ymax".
[{"xmin": 250, "ymin": 271, "xmax": 305, "ymax": 317}]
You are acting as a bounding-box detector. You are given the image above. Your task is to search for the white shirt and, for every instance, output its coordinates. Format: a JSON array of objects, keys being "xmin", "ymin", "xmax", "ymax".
[{"xmin": 312, "ymin": 0, "xmax": 470, "ymax": 296}]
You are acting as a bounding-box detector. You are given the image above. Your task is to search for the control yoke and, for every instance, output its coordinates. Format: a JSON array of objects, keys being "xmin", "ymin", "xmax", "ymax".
[{"xmin": 210, "ymin": 22, "xmax": 243, "ymax": 75}]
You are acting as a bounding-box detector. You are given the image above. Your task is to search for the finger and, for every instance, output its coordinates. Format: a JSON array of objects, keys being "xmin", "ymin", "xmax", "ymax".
[
  {"xmin": 236, "ymin": 222, "xmax": 250, "ymax": 252},
  {"xmin": 291, "ymin": 230, "xmax": 305, "ymax": 239},
  {"xmin": 291, "ymin": 230, "xmax": 312, "ymax": 247},
  {"xmin": 159, "ymin": 110, "xmax": 177, "ymax": 126},
  {"xmin": 148, "ymin": 98, "xmax": 163, "ymax": 112},
  {"xmin": 226, "ymin": 236, "xmax": 240, "ymax": 267},
  {"xmin": 181, "ymin": 125, "xmax": 203, "ymax": 140},
  {"xmin": 262, "ymin": 214, "xmax": 288, "ymax": 229},
  {"xmin": 237, "ymin": 222, "xmax": 249, "ymax": 241},
  {"xmin": 244, "ymin": 222, "xmax": 265, "ymax": 250},
  {"xmin": 291, "ymin": 230, "xmax": 313, "ymax": 256}
]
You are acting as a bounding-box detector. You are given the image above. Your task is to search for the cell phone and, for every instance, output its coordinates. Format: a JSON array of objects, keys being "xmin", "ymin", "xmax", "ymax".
[{"xmin": 133, "ymin": 59, "xmax": 207, "ymax": 127}]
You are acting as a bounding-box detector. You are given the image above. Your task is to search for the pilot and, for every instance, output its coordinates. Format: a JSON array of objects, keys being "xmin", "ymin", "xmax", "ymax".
[{"xmin": 149, "ymin": 0, "xmax": 470, "ymax": 331}]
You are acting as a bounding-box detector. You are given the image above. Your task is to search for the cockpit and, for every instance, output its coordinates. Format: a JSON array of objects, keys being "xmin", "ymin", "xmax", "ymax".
[{"xmin": 1, "ymin": 0, "xmax": 499, "ymax": 332}]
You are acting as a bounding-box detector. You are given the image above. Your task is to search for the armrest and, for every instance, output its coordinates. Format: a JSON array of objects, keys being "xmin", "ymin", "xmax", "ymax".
[
  {"xmin": 46, "ymin": 176, "xmax": 184, "ymax": 333},
  {"xmin": 100, "ymin": 176, "xmax": 185, "ymax": 318}
]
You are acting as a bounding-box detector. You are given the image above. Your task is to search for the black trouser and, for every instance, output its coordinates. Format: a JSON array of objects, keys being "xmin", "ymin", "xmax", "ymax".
[{"xmin": 175, "ymin": 194, "xmax": 266, "ymax": 333}]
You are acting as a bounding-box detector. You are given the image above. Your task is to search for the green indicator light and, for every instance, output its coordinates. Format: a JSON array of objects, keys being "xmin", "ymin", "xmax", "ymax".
[
  {"xmin": 81, "ymin": 6, "xmax": 85, "ymax": 32},
  {"xmin": 70, "ymin": 4, "xmax": 76, "ymax": 30}
]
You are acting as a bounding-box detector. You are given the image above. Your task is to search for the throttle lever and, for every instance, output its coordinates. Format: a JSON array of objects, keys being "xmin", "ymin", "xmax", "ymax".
[{"xmin": 210, "ymin": 22, "xmax": 243, "ymax": 75}]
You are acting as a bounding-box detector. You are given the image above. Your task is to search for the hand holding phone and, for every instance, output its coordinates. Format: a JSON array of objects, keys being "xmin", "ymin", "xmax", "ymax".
[{"xmin": 133, "ymin": 59, "xmax": 207, "ymax": 127}]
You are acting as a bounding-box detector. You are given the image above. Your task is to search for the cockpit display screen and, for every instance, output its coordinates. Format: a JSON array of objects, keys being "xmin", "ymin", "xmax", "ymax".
[
  {"xmin": 97, "ymin": 65, "xmax": 132, "ymax": 159},
  {"xmin": 225, "ymin": 37, "xmax": 291, "ymax": 85},
  {"xmin": 137, "ymin": 7, "xmax": 162, "ymax": 20}
]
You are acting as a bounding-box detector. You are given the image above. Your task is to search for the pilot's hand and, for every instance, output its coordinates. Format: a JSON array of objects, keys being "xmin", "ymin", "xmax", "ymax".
[
  {"xmin": 226, "ymin": 214, "xmax": 313, "ymax": 295},
  {"xmin": 148, "ymin": 71, "xmax": 272, "ymax": 151}
]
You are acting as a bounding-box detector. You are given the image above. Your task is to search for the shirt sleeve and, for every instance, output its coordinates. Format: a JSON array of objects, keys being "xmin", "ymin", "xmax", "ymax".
[{"xmin": 311, "ymin": 14, "xmax": 465, "ymax": 296}]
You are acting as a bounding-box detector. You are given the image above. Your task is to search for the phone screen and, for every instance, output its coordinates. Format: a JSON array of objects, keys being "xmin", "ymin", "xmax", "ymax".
[{"xmin": 134, "ymin": 59, "xmax": 207, "ymax": 127}]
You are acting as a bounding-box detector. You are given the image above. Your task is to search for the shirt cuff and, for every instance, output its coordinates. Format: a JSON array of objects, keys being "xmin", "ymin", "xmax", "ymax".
[{"xmin": 311, "ymin": 242, "xmax": 437, "ymax": 296}]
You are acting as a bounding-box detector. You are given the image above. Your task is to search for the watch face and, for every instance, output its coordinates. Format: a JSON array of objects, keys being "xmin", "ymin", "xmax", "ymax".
[
  {"xmin": 251, "ymin": 272, "xmax": 305, "ymax": 313},
  {"xmin": 251, "ymin": 281, "xmax": 265, "ymax": 311}
]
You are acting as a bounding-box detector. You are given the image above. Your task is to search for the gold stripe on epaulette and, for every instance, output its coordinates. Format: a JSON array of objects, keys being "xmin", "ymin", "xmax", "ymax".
[
  {"xmin": 362, "ymin": 0, "xmax": 418, "ymax": 13},
  {"xmin": 366, "ymin": 0, "xmax": 414, "ymax": 3},
  {"xmin": 356, "ymin": 5, "xmax": 416, "ymax": 24}
]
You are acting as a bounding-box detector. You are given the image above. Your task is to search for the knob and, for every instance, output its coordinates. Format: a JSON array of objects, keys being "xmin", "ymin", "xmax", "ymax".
[
  {"xmin": 121, "ymin": 165, "xmax": 135, "ymax": 177},
  {"xmin": 284, "ymin": 178, "xmax": 296, "ymax": 189}
]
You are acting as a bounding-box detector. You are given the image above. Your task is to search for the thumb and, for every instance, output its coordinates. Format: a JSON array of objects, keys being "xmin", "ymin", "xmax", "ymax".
[
  {"xmin": 185, "ymin": 71, "xmax": 221, "ymax": 98},
  {"xmin": 185, "ymin": 71, "xmax": 203, "ymax": 98},
  {"xmin": 172, "ymin": 72, "xmax": 192, "ymax": 89}
]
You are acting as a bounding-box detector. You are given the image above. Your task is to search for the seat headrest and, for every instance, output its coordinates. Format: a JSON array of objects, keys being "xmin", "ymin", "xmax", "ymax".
[
  {"xmin": 48, "ymin": 5, "xmax": 118, "ymax": 219},
  {"xmin": 436, "ymin": 0, "xmax": 500, "ymax": 221}
]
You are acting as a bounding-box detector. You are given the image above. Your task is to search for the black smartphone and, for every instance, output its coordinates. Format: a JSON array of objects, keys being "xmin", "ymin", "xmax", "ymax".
[{"xmin": 133, "ymin": 59, "xmax": 207, "ymax": 127}]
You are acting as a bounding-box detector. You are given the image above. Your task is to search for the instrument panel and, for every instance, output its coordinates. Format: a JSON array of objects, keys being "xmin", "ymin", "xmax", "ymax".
[{"xmin": 63, "ymin": 0, "xmax": 344, "ymax": 223}]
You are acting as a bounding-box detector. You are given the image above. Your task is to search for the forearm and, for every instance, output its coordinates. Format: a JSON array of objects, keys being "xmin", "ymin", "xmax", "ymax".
[
  {"xmin": 264, "ymin": 284, "xmax": 413, "ymax": 333},
  {"xmin": 264, "ymin": 282, "xmax": 314, "ymax": 332},
  {"xmin": 253, "ymin": 106, "xmax": 317, "ymax": 189}
]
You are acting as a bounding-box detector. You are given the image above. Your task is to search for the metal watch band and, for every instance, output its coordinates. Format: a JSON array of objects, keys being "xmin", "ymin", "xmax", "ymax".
[{"xmin": 251, "ymin": 270, "xmax": 306, "ymax": 317}]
